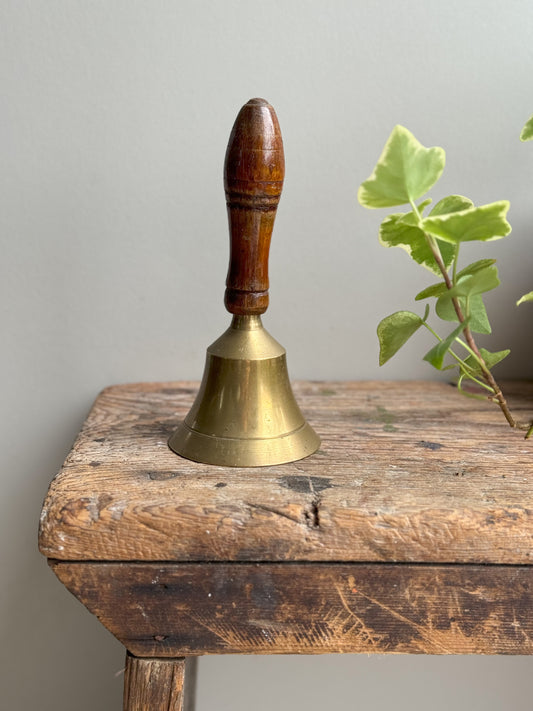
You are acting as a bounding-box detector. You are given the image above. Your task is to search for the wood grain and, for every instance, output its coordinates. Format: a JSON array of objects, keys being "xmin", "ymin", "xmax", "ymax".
[
  {"xmin": 53, "ymin": 561, "xmax": 533, "ymax": 656},
  {"xmin": 224, "ymin": 98, "xmax": 284, "ymax": 315},
  {"xmin": 38, "ymin": 381, "xmax": 533, "ymax": 564},
  {"xmin": 123, "ymin": 654, "xmax": 196, "ymax": 711}
]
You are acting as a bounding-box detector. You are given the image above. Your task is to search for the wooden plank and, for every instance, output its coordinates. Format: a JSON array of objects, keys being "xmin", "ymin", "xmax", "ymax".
[
  {"xmin": 123, "ymin": 654, "xmax": 197, "ymax": 711},
  {"xmin": 52, "ymin": 561, "xmax": 533, "ymax": 656},
  {"xmin": 39, "ymin": 381, "xmax": 533, "ymax": 564}
]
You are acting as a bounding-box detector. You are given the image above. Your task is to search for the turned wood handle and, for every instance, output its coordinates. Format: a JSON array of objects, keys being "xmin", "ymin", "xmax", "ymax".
[{"xmin": 224, "ymin": 98, "xmax": 285, "ymax": 315}]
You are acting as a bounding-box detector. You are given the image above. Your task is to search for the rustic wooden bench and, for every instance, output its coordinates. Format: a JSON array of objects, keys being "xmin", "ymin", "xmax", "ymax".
[{"xmin": 39, "ymin": 380, "xmax": 533, "ymax": 711}]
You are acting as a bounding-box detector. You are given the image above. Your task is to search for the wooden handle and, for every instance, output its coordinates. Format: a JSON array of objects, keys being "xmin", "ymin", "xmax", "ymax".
[{"xmin": 224, "ymin": 98, "xmax": 285, "ymax": 315}]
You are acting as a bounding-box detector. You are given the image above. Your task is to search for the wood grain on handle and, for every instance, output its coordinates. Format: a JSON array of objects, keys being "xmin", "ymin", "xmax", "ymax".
[{"xmin": 224, "ymin": 98, "xmax": 285, "ymax": 315}]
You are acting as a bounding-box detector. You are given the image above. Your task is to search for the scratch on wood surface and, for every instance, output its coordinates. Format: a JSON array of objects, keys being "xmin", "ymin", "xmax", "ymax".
[
  {"xmin": 513, "ymin": 611, "xmax": 533, "ymax": 648},
  {"xmin": 135, "ymin": 603, "xmax": 148, "ymax": 621},
  {"xmin": 185, "ymin": 611, "xmax": 274, "ymax": 650},
  {"xmin": 246, "ymin": 502, "xmax": 303, "ymax": 526},
  {"xmin": 136, "ymin": 512, "xmax": 178, "ymax": 537},
  {"xmin": 334, "ymin": 584, "xmax": 379, "ymax": 649},
  {"xmin": 108, "ymin": 501, "xmax": 127, "ymax": 521},
  {"xmin": 457, "ymin": 585, "xmax": 496, "ymax": 601},
  {"xmin": 183, "ymin": 612, "xmax": 238, "ymax": 647},
  {"xmin": 355, "ymin": 589, "xmax": 453, "ymax": 654},
  {"xmin": 248, "ymin": 619, "xmax": 290, "ymax": 632}
]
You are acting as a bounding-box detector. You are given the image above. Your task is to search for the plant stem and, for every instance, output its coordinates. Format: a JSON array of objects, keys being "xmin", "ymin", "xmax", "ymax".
[
  {"xmin": 452, "ymin": 244, "xmax": 459, "ymax": 286},
  {"xmin": 433, "ymin": 237, "xmax": 518, "ymax": 425},
  {"xmin": 430, "ymin": 236, "xmax": 517, "ymax": 426},
  {"xmin": 454, "ymin": 337, "xmax": 488, "ymax": 368}
]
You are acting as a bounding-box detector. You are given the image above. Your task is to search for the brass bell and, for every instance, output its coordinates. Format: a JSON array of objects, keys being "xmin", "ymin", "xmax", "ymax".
[{"xmin": 168, "ymin": 98, "xmax": 320, "ymax": 467}]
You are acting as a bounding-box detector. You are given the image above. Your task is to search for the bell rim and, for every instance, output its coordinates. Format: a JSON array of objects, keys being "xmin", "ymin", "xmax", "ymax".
[{"xmin": 168, "ymin": 420, "xmax": 320, "ymax": 468}]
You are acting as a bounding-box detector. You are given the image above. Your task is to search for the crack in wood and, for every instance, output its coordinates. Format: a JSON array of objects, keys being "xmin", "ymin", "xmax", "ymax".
[{"xmin": 304, "ymin": 499, "xmax": 321, "ymax": 529}]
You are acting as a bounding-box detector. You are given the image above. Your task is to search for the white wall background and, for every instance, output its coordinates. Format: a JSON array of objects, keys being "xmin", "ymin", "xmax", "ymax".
[{"xmin": 2, "ymin": 1, "xmax": 532, "ymax": 709}]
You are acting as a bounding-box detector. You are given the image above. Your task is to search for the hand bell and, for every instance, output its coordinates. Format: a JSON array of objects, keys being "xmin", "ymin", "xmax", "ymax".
[{"xmin": 168, "ymin": 98, "xmax": 320, "ymax": 466}]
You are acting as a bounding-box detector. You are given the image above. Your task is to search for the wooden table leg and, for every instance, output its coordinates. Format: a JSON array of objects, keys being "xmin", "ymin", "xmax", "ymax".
[{"xmin": 123, "ymin": 653, "xmax": 197, "ymax": 711}]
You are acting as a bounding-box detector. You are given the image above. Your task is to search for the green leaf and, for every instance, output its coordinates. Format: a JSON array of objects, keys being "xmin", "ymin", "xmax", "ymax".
[
  {"xmin": 448, "ymin": 265, "xmax": 500, "ymax": 299},
  {"xmin": 417, "ymin": 198, "xmax": 433, "ymax": 215},
  {"xmin": 423, "ymin": 321, "xmax": 469, "ymax": 370},
  {"xmin": 397, "ymin": 211, "xmax": 419, "ymax": 227},
  {"xmin": 429, "ymin": 195, "xmax": 474, "ymax": 217},
  {"xmin": 379, "ymin": 213, "xmax": 455, "ymax": 276},
  {"xmin": 463, "ymin": 348, "xmax": 510, "ymax": 377},
  {"xmin": 423, "ymin": 265, "xmax": 500, "ymax": 306},
  {"xmin": 415, "ymin": 242, "xmax": 496, "ymax": 304},
  {"xmin": 455, "ymin": 258, "xmax": 496, "ymax": 280},
  {"xmin": 436, "ymin": 293, "xmax": 492, "ymax": 334},
  {"xmin": 423, "ymin": 201, "xmax": 511, "ymax": 244},
  {"xmin": 415, "ymin": 281, "xmax": 449, "ymax": 301},
  {"xmin": 358, "ymin": 125, "xmax": 445, "ymax": 208},
  {"xmin": 520, "ymin": 115, "xmax": 533, "ymax": 142},
  {"xmin": 377, "ymin": 311, "xmax": 425, "ymax": 366},
  {"xmin": 417, "ymin": 265, "xmax": 497, "ymax": 333},
  {"xmin": 466, "ymin": 295, "xmax": 492, "ymax": 334},
  {"xmin": 517, "ymin": 290, "xmax": 533, "ymax": 306}
]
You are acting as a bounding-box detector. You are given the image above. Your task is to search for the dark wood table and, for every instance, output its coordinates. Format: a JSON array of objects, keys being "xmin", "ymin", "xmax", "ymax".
[{"xmin": 39, "ymin": 380, "xmax": 533, "ymax": 711}]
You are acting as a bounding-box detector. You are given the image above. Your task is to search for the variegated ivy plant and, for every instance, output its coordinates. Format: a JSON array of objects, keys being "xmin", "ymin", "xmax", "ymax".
[{"xmin": 358, "ymin": 125, "xmax": 532, "ymax": 438}]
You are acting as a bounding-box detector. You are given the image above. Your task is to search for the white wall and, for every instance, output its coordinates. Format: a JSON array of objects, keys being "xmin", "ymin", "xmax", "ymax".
[{"xmin": 2, "ymin": 1, "xmax": 532, "ymax": 709}]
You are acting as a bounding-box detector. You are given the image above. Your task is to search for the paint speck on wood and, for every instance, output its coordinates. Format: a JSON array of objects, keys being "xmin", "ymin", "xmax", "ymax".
[{"xmin": 417, "ymin": 441, "xmax": 443, "ymax": 450}]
